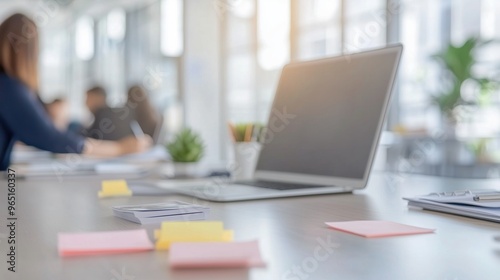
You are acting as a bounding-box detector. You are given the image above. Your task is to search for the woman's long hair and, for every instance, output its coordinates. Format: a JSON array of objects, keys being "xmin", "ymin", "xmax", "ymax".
[
  {"xmin": 126, "ymin": 85, "xmax": 160, "ymax": 138},
  {"xmin": 0, "ymin": 13, "xmax": 39, "ymax": 91}
]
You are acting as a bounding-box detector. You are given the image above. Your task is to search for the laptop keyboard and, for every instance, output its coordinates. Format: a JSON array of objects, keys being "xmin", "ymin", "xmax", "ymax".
[{"xmin": 235, "ymin": 180, "xmax": 329, "ymax": 191}]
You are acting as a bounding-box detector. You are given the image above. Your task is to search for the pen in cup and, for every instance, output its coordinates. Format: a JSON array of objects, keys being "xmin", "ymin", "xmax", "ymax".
[
  {"xmin": 244, "ymin": 124, "xmax": 253, "ymax": 142},
  {"xmin": 227, "ymin": 123, "xmax": 237, "ymax": 142}
]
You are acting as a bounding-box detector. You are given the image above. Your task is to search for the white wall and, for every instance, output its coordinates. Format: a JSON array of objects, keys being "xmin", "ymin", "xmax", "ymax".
[{"xmin": 183, "ymin": 0, "xmax": 225, "ymax": 164}]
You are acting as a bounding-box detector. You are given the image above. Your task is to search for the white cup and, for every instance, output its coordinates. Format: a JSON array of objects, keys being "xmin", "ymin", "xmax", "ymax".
[{"xmin": 232, "ymin": 142, "xmax": 262, "ymax": 181}]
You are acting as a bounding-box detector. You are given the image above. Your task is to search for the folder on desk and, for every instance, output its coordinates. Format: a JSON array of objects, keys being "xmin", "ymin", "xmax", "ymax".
[{"xmin": 404, "ymin": 190, "xmax": 500, "ymax": 223}]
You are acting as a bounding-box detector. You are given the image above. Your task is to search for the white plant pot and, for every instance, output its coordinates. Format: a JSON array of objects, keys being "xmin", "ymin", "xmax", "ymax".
[{"xmin": 171, "ymin": 162, "xmax": 199, "ymax": 178}]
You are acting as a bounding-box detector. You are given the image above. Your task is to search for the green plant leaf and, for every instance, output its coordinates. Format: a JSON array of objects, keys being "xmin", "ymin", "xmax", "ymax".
[
  {"xmin": 166, "ymin": 128, "xmax": 205, "ymax": 162},
  {"xmin": 431, "ymin": 37, "xmax": 498, "ymax": 114}
]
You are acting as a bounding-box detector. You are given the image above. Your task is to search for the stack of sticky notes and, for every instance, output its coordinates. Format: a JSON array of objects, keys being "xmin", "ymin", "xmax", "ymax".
[
  {"xmin": 98, "ymin": 180, "xmax": 132, "ymax": 198},
  {"xmin": 169, "ymin": 240, "xmax": 265, "ymax": 268},
  {"xmin": 58, "ymin": 229, "xmax": 154, "ymax": 257},
  {"xmin": 154, "ymin": 221, "xmax": 265, "ymax": 268},
  {"xmin": 57, "ymin": 221, "xmax": 266, "ymax": 269},
  {"xmin": 154, "ymin": 221, "xmax": 233, "ymax": 250},
  {"xmin": 112, "ymin": 201, "xmax": 210, "ymax": 224}
]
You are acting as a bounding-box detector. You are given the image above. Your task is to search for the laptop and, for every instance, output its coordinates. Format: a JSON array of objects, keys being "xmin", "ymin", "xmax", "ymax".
[{"xmin": 159, "ymin": 45, "xmax": 403, "ymax": 202}]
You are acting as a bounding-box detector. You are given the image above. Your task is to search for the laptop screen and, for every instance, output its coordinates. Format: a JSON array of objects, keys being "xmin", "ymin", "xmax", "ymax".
[{"xmin": 256, "ymin": 46, "xmax": 400, "ymax": 180}]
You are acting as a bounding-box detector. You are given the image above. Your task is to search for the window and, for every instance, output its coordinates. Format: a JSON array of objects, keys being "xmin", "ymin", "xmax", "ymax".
[
  {"xmin": 397, "ymin": 0, "xmax": 500, "ymax": 135},
  {"xmin": 94, "ymin": 13, "xmax": 126, "ymax": 105},
  {"xmin": 294, "ymin": 0, "xmax": 342, "ymax": 60},
  {"xmin": 39, "ymin": 28, "xmax": 70, "ymax": 101},
  {"xmin": 75, "ymin": 16, "xmax": 94, "ymax": 61},
  {"xmin": 225, "ymin": 0, "xmax": 256, "ymax": 123},
  {"xmin": 224, "ymin": 0, "xmax": 290, "ymax": 123},
  {"xmin": 67, "ymin": 2, "xmax": 182, "ymax": 124},
  {"xmin": 397, "ymin": 0, "xmax": 447, "ymax": 131},
  {"xmin": 161, "ymin": 0, "xmax": 183, "ymax": 57},
  {"xmin": 294, "ymin": 0, "xmax": 385, "ymax": 59},
  {"xmin": 257, "ymin": 0, "xmax": 290, "ymax": 70},
  {"xmin": 344, "ymin": 0, "xmax": 386, "ymax": 52},
  {"xmin": 107, "ymin": 9, "xmax": 126, "ymax": 42}
]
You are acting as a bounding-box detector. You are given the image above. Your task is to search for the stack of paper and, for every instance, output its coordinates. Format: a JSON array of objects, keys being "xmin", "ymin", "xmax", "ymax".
[
  {"xmin": 154, "ymin": 221, "xmax": 233, "ymax": 250},
  {"xmin": 404, "ymin": 190, "xmax": 500, "ymax": 223},
  {"xmin": 112, "ymin": 201, "xmax": 210, "ymax": 224},
  {"xmin": 58, "ymin": 229, "xmax": 154, "ymax": 257}
]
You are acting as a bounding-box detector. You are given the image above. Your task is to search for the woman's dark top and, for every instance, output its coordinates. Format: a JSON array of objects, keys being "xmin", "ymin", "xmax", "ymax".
[{"xmin": 0, "ymin": 73, "xmax": 85, "ymax": 170}]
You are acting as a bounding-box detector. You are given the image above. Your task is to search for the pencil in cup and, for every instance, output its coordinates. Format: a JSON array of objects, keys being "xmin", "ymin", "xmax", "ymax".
[{"xmin": 228, "ymin": 123, "xmax": 265, "ymax": 142}]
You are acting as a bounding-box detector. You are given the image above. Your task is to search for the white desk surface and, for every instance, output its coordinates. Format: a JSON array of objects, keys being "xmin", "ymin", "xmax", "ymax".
[{"xmin": 1, "ymin": 171, "xmax": 499, "ymax": 280}]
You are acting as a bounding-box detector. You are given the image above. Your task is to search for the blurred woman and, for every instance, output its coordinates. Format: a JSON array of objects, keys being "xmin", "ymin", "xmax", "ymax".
[
  {"xmin": 0, "ymin": 14, "xmax": 151, "ymax": 171},
  {"xmin": 126, "ymin": 85, "xmax": 162, "ymax": 140}
]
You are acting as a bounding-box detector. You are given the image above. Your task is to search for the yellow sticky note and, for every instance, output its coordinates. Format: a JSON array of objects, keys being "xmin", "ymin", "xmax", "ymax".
[
  {"xmin": 155, "ymin": 221, "xmax": 233, "ymax": 250},
  {"xmin": 222, "ymin": 230, "xmax": 233, "ymax": 241},
  {"xmin": 98, "ymin": 180, "xmax": 132, "ymax": 198}
]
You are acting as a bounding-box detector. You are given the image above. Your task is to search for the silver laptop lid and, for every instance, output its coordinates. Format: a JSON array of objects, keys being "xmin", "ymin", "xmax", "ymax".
[{"xmin": 254, "ymin": 45, "xmax": 403, "ymax": 189}]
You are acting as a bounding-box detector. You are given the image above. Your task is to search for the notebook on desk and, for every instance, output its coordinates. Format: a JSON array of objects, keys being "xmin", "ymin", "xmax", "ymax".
[
  {"xmin": 157, "ymin": 45, "xmax": 403, "ymax": 202},
  {"xmin": 404, "ymin": 190, "xmax": 500, "ymax": 223}
]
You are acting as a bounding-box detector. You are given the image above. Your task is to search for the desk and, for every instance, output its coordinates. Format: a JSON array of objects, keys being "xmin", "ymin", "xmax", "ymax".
[{"xmin": 1, "ymin": 172, "xmax": 499, "ymax": 280}]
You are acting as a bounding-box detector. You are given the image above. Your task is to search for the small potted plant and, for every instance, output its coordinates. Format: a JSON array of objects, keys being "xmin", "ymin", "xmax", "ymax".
[{"xmin": 166, "ymin": 128, "xmax": 205, "ymax": 178}]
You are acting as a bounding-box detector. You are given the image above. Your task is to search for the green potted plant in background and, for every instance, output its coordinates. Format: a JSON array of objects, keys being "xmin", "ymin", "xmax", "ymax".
[
  {"xmin": 432, "ymin": 37, "xmax": 498, "ymax": 162},
  {"xmin": 432, "ymin": 37, "xmax": 495, "ymax": 130},
  {"xmin": 166, "ymin": 128, "xmax": 205, "ymax": 178}
]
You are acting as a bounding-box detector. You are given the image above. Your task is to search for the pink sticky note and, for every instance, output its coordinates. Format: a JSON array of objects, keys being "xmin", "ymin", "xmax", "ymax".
[
  {"xmin": 169, "ymin": 240, "xmax": 266, "ymax": 269},
  {"xmin": 325, "ymin": 220, "xmax": 435, "ymax": 238},
  {"xmin": 58, "ymin": 229, "xmax": 154, "ymax": 257}
]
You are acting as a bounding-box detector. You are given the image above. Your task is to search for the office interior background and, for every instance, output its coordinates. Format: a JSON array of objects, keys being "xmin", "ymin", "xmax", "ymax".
[{"xmin": 1, "ymin": 0, "xmax": 500, "ymax": 178}]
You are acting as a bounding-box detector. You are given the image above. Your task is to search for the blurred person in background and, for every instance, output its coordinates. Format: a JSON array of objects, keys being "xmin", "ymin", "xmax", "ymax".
[
  {"xmin": 126, "ymin": 85, "xmax": 163, "ymax": 140},
  {"xmin": 45, "ymin": 97, "xmax": 84, "ymax": 134},
  {"xmin": 84, "ymin": 86, "xmax": 134, "ymax": 141},
  {"xmin": 44, "ymin": 98, "xmax": 69, "ymax": 131},
  {"xmin": 0, "ymin": 13, "xmax": 151, "ymax": 171}
]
